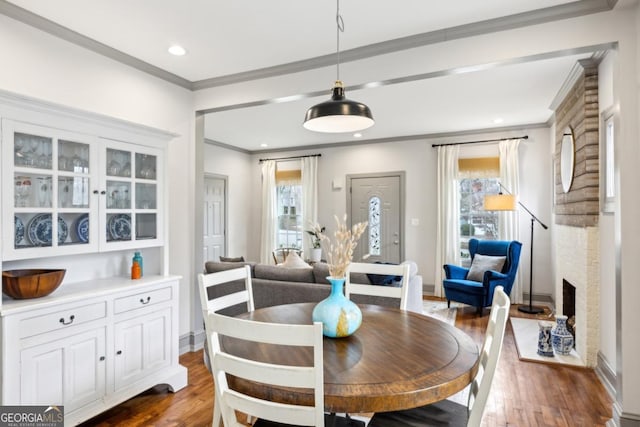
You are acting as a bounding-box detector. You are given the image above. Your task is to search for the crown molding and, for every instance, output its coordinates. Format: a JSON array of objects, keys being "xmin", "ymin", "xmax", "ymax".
[
  {"xmin": 0, "ymin": 88, "xmax": 178, "ymax": 141},
  {"xmin": 204, "ymin": 138, "xmax": 252, "ymax": 154},
  {"xmin": 0, "ymin": 0, "xmax": 192, "ymax": 90},
  {"xmin": 548, "ymin": 50, "xmax": 613, "ymax": 111}
]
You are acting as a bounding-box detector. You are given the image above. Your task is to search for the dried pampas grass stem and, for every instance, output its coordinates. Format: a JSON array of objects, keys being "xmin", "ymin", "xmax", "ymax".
[{"xmin": 313, "ymin": 215, "xmax": 367, "ymax": 278}]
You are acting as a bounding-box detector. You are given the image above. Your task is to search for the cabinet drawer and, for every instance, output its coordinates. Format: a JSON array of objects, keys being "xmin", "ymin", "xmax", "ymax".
[
  {"xmin": 114, "ymin": 286, "xmax": 172, "ymax": 314},
  {"xmin": 19, "ymin": 302, "xmax": 107, "ymax": 339}
]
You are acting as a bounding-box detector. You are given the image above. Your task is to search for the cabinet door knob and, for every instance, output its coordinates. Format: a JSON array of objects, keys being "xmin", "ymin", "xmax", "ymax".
[
  {"xmin": 59, "ymin": 315, "xmax": 75, "ymax": 325},
  {"xmin": 140, "ymin": 296, "xmax": 151, "ymax": 305},
  {"xmin": 100, "ymin": 190, "xmax": 107, "ymax": 195},
  {"xmin": 93, "ymin": 190, "xmax": 99, "ymax": 195},
  {"xmin": 99, "ymin": 356, "xmax": 106, "ymax": 361},
  {"xmin": 116, "ymin": 350, "xmax": 122, "ymax": 355}
]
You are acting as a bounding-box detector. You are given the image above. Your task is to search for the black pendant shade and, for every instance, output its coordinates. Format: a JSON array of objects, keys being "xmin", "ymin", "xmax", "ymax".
[{"xmin": 303, "ymin": 81, "xmax": 374, "ymax": 133}]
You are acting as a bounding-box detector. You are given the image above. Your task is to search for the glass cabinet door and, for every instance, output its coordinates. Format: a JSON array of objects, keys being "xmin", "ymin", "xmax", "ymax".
[
  {"xmin": 134, "ymin": 153, "xmax": 158, "ymax": 241},
  {"xmin": 10, "ymin": 126, "xmax": 94, "ymax": 254},
  {"xmin": 103, "ymin": 145, "xmax": 161, "ymax": 247},
  {"xmin": 105, "ymin": 147, "xmax": 132, "ymax": 243}
]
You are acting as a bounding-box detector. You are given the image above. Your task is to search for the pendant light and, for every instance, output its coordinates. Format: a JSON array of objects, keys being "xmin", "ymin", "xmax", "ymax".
[{"xmin": 303, "ymin": 0, "xmax": 374, "ymax": 133}]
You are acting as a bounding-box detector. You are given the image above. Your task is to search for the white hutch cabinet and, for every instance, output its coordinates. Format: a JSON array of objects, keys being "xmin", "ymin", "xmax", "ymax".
[{"xmin": 0, "ymin": 91, "xmax": 187, "ymax": 426}]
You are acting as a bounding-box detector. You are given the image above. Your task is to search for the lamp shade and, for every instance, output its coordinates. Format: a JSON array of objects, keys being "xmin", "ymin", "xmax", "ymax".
[
  {"xmin": 303, "ymin": 81, "xmax": 374, "ymax": 133},
  {"xmin": 484, "ymin": 194, "xmax": 516, "ymax": 211}
]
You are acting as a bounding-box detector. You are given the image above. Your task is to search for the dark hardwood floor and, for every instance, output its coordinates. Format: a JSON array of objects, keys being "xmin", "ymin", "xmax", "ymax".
[{"xmin": 80, "ymin": 302, "xmax": 613, "ymax": 427}]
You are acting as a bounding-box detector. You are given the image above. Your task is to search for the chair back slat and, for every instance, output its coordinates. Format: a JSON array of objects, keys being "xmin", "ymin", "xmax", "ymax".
[
  {"xmin": 215, "ymin": 348, "xmax": 316, "ymax": 388},
  {"xmin": 208, "ymin": 312, "xmax": 325, "ymax": 427},
  {"xmin": 224, "ymin": 389, "xmax": 317, "ymax": 426},
  {"xmin": 346, "ymin": 262, "xmax": 411, "ymax": 311}
]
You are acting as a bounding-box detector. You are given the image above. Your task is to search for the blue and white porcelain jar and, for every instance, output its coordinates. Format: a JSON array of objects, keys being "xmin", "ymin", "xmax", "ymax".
[
  {"xmin": 551, "ymin": 315, "xmax": 574, "ymax": 355},
  {"xmin": 537, "ymin": 321, "xmax": 554, "ymax": 357}
]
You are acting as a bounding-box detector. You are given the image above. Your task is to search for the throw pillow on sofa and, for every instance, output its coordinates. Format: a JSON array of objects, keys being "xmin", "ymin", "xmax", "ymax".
[
  {"xmin": 367, "ymin": 262, "xmax": 402, "ymax": 286},
  {"xmin": 466, "ymin": 254, "xmax": 506, "ymax": 281},
  {"xmin": 280, "ymin": 251, "xmax": 312, "ymax": 269},
  {"xmin": 254, "ymin": 264, "xmax": 315, "ymax": 282},
  {"xmin": 219, "ymin": 255, "xmax": 245, "ymax": 262}
]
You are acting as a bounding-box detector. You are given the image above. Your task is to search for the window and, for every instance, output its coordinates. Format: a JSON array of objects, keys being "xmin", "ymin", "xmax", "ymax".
[
  {"xmin": 459, "ymin": 177, "xmax": 501, "ymax": 267},
  {"xmin": 601, "ymin": 107, "xmax": 617, "ymax": 213},
  {"xmin": 275, "ymin": 163, "xmax": 303, "ymax": 249}
]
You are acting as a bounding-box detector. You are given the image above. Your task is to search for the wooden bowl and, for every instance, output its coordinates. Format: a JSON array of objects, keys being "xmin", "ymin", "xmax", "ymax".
[{"xmin": 2, "ymin": 269, "xmax": 66, "ymax": 299}]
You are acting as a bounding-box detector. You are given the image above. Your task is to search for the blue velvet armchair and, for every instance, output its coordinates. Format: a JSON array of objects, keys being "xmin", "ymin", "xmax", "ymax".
[{"xmin": 443, "ymin": 238, "xmax": 522, "ymax": 314}]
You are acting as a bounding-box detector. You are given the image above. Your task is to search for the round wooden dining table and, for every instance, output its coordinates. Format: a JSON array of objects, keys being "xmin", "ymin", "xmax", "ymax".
[{"xmin": 223, "ymin": 303, "xmax": 480, "ymax": 414}]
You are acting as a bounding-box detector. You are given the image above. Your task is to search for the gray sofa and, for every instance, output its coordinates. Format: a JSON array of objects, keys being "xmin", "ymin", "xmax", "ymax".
[{"xmin": 203, "ymin": 260, "xmax": 423, "ymax": 314}]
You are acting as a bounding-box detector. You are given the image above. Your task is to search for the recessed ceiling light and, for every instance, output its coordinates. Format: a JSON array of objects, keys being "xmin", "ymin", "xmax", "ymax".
[
  {"xmin": 260, "ymin": 143, "xmax": 268, "ymax": 148},
  {"xmin": 493, "ymin": 118, "xmax": 504, "ymax": 124},
  {"xmin": 168, "ymin": 45, "xmax": 187, "ymax": 56},
  {"xmin": 353, "ymin": 133, "xmax": 362, "ymax": 138}
]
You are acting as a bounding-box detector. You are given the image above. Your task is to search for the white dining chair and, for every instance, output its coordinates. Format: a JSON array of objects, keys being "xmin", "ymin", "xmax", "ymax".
[
  {"xmin": 367, "ymin": 286, "xmax": 511, "ymax": 427},
  {"xmin": 206, "ymin": 311, "xmax": 325, "ymax": 427},
  {"xmin": 198, "ymin": 265, "xmax": 255, "ymax": 427},
  {"xmin": 198, "ymin": 265, "xmax": 255, "ymax": 315},
  {"xmin": 345, "ymin": 262, "xmax": 411, "ymax": 311}
]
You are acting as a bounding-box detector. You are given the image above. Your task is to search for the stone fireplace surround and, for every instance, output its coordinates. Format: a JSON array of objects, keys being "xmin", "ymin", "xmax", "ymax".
[{"xmin": 553, "ymin": 60, "xmax": 600, "ymax": 368}]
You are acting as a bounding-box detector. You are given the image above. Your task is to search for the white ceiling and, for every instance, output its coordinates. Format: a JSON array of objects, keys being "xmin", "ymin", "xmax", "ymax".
[{"xmin": 3, "ymin": 0, "xmax": 614, "ymax": 151}]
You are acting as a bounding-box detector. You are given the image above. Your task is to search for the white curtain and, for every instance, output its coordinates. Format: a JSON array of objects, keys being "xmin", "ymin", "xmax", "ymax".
[
  {"xmin": 260, "ymin": 160, "xmax": 277, "ymax": 264},
  {"xmin": 499, "ymin": 138, "xmax": 523, "ymax": 303},
  {"xmin": 435, "ymin": 144, "xmax": 460, "ymax": 297},
  {"xmin": 301, "ymin": 156, "xmax": 318, "ymax": 259}
]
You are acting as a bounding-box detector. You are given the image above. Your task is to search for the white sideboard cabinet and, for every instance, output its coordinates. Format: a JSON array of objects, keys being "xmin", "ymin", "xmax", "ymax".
[
  {"xmin": 2, "ymin": 277, "xmax": 187, "ymax": 426},
  {"xmin": 0, "ymin": 91, "xmax": 187, "ymax": 426}
]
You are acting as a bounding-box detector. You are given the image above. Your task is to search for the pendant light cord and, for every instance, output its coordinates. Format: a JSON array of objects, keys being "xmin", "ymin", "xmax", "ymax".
[{"xmin": 336, "ymin": 0, "xmax": 344, "ymax": 81}]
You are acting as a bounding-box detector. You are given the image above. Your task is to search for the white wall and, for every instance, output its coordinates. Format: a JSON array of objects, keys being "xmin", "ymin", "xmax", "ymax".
[
  {"xmin": 618, "ymin": 1, "xmax": 640, "ymax": 417},
  {"xmin": 202, "ymin": 144, "xmax": 253, "ymax": 260},
  {"xmin": 598, "ymin": 51, "xmax": 617, "ymax": 373},
  {"xmin": 0, "ymin": 14, "xmax": 196, "ymax": 337}
]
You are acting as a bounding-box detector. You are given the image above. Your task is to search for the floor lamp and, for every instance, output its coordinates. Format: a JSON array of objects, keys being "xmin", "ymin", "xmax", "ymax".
[{"xmin": 484, "ymin": 183, "xmax": 548, "ymax": 314}]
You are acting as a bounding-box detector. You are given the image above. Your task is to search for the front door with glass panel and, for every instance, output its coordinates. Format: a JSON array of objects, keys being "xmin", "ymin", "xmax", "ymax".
[{"xmin": 348, "ymin": 174, "xmax": 403, "ymax": 264}]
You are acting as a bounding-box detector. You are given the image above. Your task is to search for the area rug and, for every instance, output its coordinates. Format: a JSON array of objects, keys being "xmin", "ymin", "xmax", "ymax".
[
  {"xmin": 510, "ymin": 317, "xmax": 585, "ymax": 367},
  {"xmin": 423, "ymin": 300, "xmax": 457, "ymax": 325}
]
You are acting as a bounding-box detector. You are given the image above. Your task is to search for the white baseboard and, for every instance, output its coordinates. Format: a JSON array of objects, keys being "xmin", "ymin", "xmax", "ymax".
[{"xmin": 179, "ymin": 330, "xmax": 205, "ymax": 355}]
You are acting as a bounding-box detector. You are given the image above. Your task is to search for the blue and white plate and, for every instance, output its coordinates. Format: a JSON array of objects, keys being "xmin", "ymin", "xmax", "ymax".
[
  {"xmin": 27, "ymin": 214, "xmax": 68, "ymax": 246},
  {"xmin": 75, "ymin": 213, "xmax": 89, "ymax": 243},
  {"xmin": 108, "ymin": 213, "xmax": 131, "ymax": 241},
  {"xmin": 15, "ymin": 216, "xmax": 25, "ymax": 246}
]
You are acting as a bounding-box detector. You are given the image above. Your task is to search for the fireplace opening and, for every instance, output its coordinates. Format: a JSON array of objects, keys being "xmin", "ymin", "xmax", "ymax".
[{"xmin": 563, "ymin": 279, "xmax": 576, "ymax": 347}]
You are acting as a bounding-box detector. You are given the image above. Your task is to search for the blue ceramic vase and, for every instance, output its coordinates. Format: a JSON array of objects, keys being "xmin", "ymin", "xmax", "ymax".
[
  {"xmin": 537, "ymin": 321, "xmax": 554, "ymax": 357},
  {"xmin": 312, "ymin": 277, "xmax": 362, "ymax": 338},
  {"xmin": 551, "ymin": 315, "xmax": 574, "ymax": 355}
]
